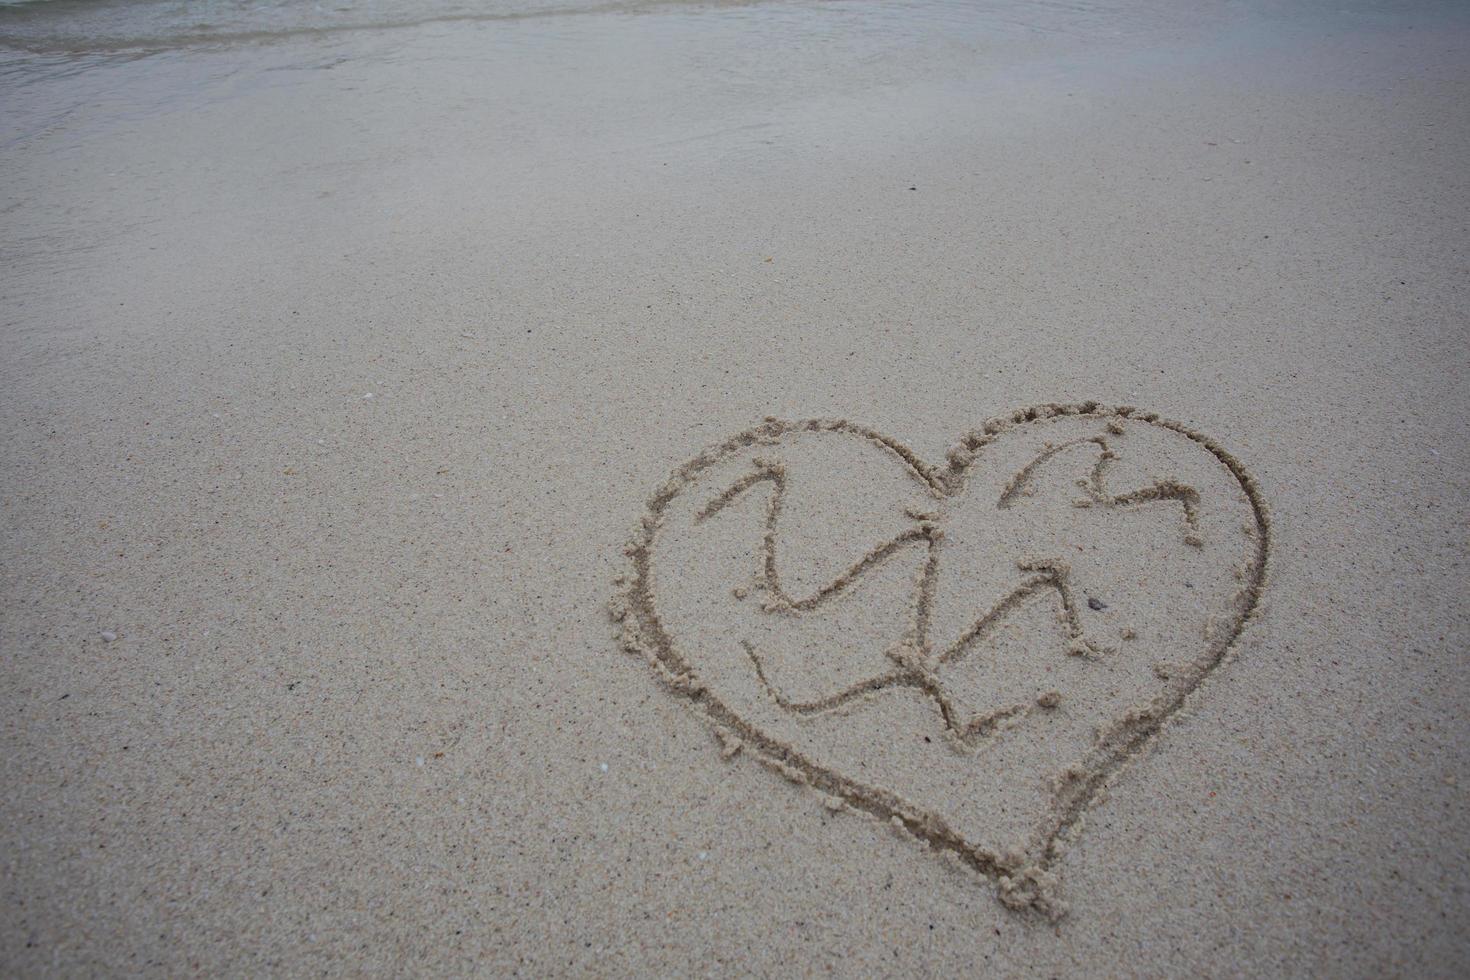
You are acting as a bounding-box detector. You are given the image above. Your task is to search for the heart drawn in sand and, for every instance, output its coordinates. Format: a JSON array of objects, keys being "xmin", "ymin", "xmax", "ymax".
[{"xmin": 612, "ymin": 404, "xmax": 1269, "ymax": 917}]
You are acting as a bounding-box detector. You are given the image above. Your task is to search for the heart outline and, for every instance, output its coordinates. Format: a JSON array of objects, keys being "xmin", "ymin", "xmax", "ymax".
[{"xmin": 612, "ymin": 403, "xmax": 1270, "ymax": 917}]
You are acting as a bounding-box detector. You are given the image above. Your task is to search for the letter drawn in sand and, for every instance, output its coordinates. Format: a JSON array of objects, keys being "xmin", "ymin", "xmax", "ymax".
[{"xmin": 613, "ymin": 405, "xmax": 1270, "ymax": 917}]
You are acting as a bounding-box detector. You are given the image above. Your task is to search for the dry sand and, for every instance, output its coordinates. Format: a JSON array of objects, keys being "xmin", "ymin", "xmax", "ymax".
[{"xmin": 2, "ymin": 0, "xmax": 1468, "ymax": 974}]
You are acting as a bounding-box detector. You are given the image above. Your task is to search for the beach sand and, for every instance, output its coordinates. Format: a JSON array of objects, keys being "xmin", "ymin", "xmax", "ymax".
[{"xmin": 2, "ymin": 0, "xmax": 1468, "ymax": 973}]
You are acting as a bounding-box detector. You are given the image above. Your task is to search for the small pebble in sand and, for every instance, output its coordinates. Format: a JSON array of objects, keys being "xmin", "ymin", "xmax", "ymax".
[
  {"xmin": 698, "ymin": 851, "xmax": 708, "ymax": 861},
  {"xmin": 1087, "ymin": 596, "xmax": 1107, "ymax": 611},
  {"xmin": 415, "ymin": 756, "xmax": 425, "ymax": 767},
  {"xmin": 1036, "ymin": 691, "xmax": 1062, "ymax": 709},
  {"xmin": 99, "ymin": 631, "xmax": 118, "ymax": 643},
  {"xmin": 600, "ymin": 762, "xmax": 609, "ymax": 772},
  {"xmin": 362, "ymin": 393, "xmax": 374, "ymax": 399}
]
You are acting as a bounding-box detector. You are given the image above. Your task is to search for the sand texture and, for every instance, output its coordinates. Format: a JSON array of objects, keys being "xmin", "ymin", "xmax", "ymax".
[{"xmin": 2, "ymin": 0, "xmax": 1468, "ymax": 975}]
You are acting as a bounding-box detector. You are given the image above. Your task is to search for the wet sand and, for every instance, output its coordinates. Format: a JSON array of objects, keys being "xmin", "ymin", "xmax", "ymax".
[{"xmin": 2, "ymin": 0, "xmax": 1468, "ymax": 974}]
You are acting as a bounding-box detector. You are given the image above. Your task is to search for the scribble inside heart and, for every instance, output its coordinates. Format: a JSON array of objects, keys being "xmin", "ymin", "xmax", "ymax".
[{"xmin": 614, "ymin": 406, "xmax": 1269, "ymax": 917}]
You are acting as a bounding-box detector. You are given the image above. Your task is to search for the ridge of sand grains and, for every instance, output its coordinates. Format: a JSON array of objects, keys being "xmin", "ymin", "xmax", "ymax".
[{"xmin": 613, "ymin": 405, "xmax": 1269, "ymax": 918}]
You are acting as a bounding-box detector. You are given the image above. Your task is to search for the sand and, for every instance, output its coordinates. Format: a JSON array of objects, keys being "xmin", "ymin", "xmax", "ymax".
[{"xmin": 2, "ymin": 0, "xmax": 1468, "ymax": 974}]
